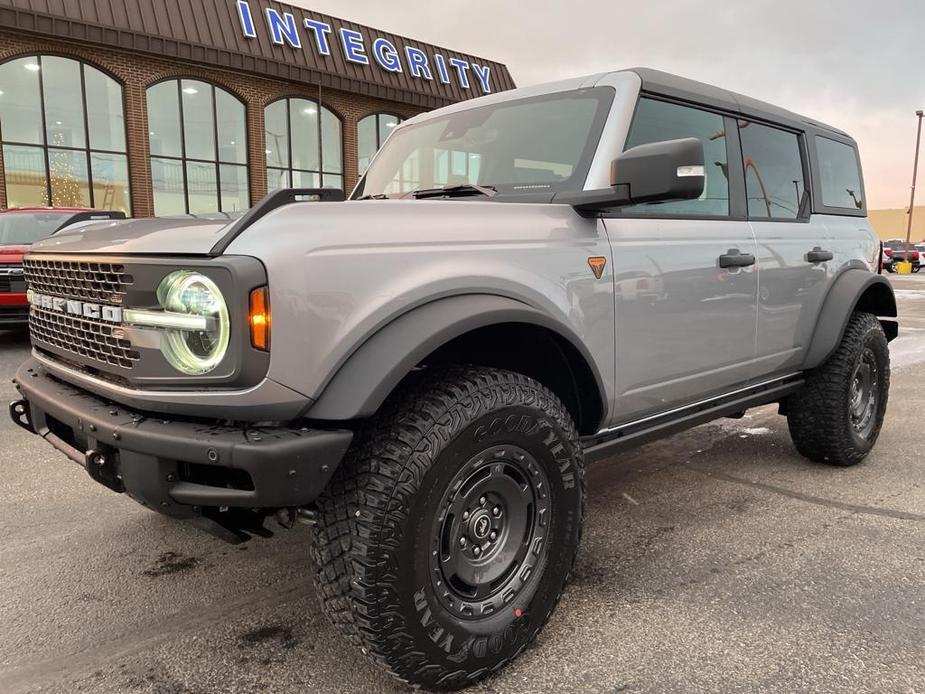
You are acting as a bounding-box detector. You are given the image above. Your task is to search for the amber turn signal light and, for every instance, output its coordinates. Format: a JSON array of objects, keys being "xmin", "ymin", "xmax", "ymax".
[{"xmin": 249, "ymin": 286, "xmax": 270, "ymax": 351}]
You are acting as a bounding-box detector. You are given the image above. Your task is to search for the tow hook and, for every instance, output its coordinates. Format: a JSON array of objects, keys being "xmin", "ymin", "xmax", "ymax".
[
  {"xmin": 85, "ymin": 447, "xmax": 125, "ymax": 493},
  {"xmin": 273, "ymin": 507, "xmax": 317, "ymax": 529},
  {"xmin": 9, "ymin": 399, "xmax": 33, "ymax": 433}
]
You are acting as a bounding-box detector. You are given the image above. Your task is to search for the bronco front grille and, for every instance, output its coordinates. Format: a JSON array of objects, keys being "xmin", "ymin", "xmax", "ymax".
[
  {"xmin": 23, "ymin": 258, "xmax": 133, "ymax": 303},
  {"xmin": 30, "ymin": 305, "xmax": 140, "ymax": 369}
]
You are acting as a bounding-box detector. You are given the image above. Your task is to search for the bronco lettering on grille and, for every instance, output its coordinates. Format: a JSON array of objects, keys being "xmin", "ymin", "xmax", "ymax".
[{"xmin": 27, "ymin": 290, "xmax": 123, "ymax": 324}]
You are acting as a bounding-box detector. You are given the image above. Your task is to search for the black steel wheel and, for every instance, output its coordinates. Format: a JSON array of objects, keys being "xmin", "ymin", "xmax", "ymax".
[
  {"xmin": 787, "ymin": 312, "xmax": 890, "ymax": 466},
  {"xmin": 312, "ymin": 366, "xmax": 585, "ymax": 691},
  {"xmin": 848, "ymin": 347, "xmax": 880, "ymax": 440},
  {"xmin": 431, "ymin": 444, "xmax": 552, "ymax": 620}
]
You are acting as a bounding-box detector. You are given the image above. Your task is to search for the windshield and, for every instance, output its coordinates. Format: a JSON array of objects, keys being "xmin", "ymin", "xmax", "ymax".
[
  {"xmin": 0, "ymin": 212, "xmax": 71, "ymax": 245},
  {"xmin": 353, "ymin": 87, "xmax": 614, "ymax": 199}
]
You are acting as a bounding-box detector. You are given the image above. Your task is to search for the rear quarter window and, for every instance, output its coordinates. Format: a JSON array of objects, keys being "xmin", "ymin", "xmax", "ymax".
[{"xmin": 815, "ymin": 136, "xmax": 864, "ymax": 211}]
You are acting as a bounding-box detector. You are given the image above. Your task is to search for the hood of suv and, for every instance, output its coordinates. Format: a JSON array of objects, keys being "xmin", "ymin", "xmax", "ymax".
[
  {"xmin": 0, "ymin": 245, "xmax": 30, "ymax": 260},
  {"xmin": 30, "ymin": 218, "xmax": 231, "ymax": 256}
]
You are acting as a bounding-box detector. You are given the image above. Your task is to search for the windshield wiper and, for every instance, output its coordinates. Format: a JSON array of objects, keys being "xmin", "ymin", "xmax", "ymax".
[
  {"xmin": 356, "ymin": 193, "xmax": 390, "ymax": 200},
  {"xmin": 407, "ymin": 184, "xmax": 497, "ymax": 200}
]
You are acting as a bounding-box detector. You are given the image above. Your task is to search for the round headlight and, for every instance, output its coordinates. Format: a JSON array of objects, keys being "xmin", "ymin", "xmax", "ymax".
[{"xmin": 156, "ymin": 271, "xmax": 230, "ymax": 375}]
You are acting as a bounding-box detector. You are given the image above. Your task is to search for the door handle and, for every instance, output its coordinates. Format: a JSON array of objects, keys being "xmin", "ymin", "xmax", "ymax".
[
  {"xmin": 806, "ymin": 247, "xmax": 834, "ymax": 263},
  {"xmin": 719, "ymin": 249, "xmax": 756, "ymax": 268}
]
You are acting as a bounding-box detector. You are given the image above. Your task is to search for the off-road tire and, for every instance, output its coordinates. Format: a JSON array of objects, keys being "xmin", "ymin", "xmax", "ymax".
[
  {"xmin": 311, "ymin": 366, "xmax": 585, "ymax": 690},
  {"xmin": 786, "ymin": 311, "xmax": 890, "ymax": 466}
]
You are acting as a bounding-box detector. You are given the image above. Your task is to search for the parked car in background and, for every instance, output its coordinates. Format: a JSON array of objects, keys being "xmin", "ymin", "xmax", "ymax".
[
  {"xmin": 915, "ymin": 243, "xmax": 925, "ymax": 270},
  {"xmin": 883, "ymin": 238, "xmax": 920, "ymax": 272},
  {"xmin": 0, "ymin": 208, "xmax": 126, "ymax": 326},
  {"xmin": 881, "ymin": 245, "xmax": 893, "ymax": 273}
]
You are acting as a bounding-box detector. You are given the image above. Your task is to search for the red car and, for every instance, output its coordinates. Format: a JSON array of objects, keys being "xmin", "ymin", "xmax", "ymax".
[{"xmin": 0, "ymin": 208, "xmax": 126, "ymax": 326}]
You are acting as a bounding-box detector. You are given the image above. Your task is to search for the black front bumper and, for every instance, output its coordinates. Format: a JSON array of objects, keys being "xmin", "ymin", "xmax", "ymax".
[
  {"xmin": 0, "ymin": 306, "xmax": 29, "ymax": 326},
  {"xmin": 11, "ymin": 359, "xmax": 353, "ymax": 524}
]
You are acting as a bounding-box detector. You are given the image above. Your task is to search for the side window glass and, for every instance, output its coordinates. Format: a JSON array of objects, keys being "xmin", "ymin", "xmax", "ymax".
[
  {"xmin": 739, "ymin": 121, "xmax": 805, "ymax": 219},
  {"xmin": 622, "ymin": 98, "xmax": 729, "ymax": 216},
  {"xmin": 816, "ymin": 136, "xmax": 863, "ymax": 210}
]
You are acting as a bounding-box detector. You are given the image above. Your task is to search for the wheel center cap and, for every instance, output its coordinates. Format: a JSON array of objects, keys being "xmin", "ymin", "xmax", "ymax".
[{"xmin": 469, "ymin": 510, "xmax": 492, "ymax": 541}]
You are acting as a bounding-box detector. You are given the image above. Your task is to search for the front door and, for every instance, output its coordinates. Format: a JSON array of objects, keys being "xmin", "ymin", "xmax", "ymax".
[
  {"xmin": 603, "ymin": 97, "xmax": 758, "ymax": 425},
  {"xmin": 604, "ymin": 217, "xmax": 758, "ymax": 423}
]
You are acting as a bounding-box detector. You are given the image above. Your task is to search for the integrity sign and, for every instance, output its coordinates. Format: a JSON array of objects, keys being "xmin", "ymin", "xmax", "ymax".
[{"xmin": 235, "ymin": 1, "xmax": 494, "ymax": 94}]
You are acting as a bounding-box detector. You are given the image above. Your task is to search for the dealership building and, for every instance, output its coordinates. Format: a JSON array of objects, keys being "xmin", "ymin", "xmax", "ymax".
[{"xmin": 0, "ymin": 0, "xmax": 514, "ymax": 217}]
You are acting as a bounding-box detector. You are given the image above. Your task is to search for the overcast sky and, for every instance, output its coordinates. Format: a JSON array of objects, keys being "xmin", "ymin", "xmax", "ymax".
[{"xmin": 289, "ymin": 0, "xmax": 924, "ymax": 209}]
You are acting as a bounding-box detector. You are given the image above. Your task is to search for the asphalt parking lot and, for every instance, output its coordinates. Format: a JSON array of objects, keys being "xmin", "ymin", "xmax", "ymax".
[{"xmin": 0, "ymin": 276, "xmax": 923, "ymax": 694}]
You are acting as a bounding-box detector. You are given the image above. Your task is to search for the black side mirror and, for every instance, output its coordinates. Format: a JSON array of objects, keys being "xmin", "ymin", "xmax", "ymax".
[{"xmin": 558, "ymin": 137, "xmax": 705, "ymax": 217}]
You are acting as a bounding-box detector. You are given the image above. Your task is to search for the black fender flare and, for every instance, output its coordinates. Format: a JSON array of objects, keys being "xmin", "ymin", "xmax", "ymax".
[
  {"xmin": 803, "ymin": 270, "xmax": 897, "ymax": 370},
  {"xmin": 306, "ymin": 294, "xmax": 607, "ymax": 422}
]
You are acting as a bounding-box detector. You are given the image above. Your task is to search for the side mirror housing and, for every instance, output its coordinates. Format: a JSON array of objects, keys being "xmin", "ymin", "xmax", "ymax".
[{"xmin": 558, "ymin": 137, "xmax": 705, "ymax": 217}]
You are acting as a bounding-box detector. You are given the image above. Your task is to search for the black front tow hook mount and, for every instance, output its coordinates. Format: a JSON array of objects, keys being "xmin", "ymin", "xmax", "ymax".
[
  {"xmin": 9, "ymin": 399, "xmax": 33, "ymax": 433},
  {"xmin": 85, "ymin": 447, "xmax": 126, "ymax": 493}
]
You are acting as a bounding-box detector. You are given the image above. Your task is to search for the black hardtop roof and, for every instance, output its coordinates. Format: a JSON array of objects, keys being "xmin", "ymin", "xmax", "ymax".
[{"xmin": 627, "ymin": 68, "xmax": 853, "ymax": 142}]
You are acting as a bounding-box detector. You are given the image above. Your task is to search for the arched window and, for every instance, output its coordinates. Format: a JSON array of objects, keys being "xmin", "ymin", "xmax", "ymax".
[
  {"xmin": 0, "ymin": 55, "xmax": 130, "ymax": 213},
  {"xmin": 357, "ymin": 113, "xmax": 403, "ymax": 176},
  {"xmin": 147, "ymin": 79, "xmax": 249, "ymax": 216},
  {"xmin": 264, "ymin": 98, "xmax": 343, "ymax": 192}
]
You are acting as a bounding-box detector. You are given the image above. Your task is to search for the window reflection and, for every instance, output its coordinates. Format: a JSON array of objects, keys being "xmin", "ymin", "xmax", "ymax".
[
  {"xmin": 186, "ymin": 160, "xmax": 218, "ymax": 215},
  {"xmin": 86, "ymin": 65, "xmax": 126, "ymax": 152},
  {"xmin": 182, "ymin": 82, "xmax": 216, "ymax": 161},
  {"xmin": 151, "ymin": 157, "xmax": 185, "ymax": 217},
  {"xmin": 0, "ymin": 56, "xmax": 130, "ymax": 213},
  {"xmin": 265, "ymin": 98, "xmax": 343, "ymax": 192},
  {"xmin": 1, "ymin": 145, "xmax": 47, "ymax": 208},
  {"xmin": 42, "ymin": 57, "xmax": 86, "ymax": 149},
  {"xmin": 816, "ymin": 136, "xmax": 863, "ymax": 210},
  {"xmin": 146, "ymin": 79, "xmax": 248, "ymax": 215},
  {"xmin": 739, "ymin": 121, "xmax": 805, "ymax": 220},
  {"xmin": 147, "ymin": 81, "xmax": 182, "ymax": 158},
  {"xmin": 357, "ymin": 113, "xmax": 402, "ymax": 176},
  {"xmin": 48, "ymin": 148, "xmax": 90, "ymax": 206},
  {"xmin": 0, "ymin": 58, "xmax": 42, "ymax": 145},
  {"xmin": 90, "ymin": 153, "xmax": 131, "ymax": 213},
  {"xmin": 220, "ymin": 164, "xmax": 249, "ymax": 213}
]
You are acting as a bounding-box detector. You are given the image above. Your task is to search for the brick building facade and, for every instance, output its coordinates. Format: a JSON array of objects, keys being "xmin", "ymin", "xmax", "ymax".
[{"xmin": 0, "ymin": 0, "xmax": 514, "ymax": 217}]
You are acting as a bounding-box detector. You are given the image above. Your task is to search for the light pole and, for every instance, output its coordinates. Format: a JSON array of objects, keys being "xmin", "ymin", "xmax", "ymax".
[{"xmin": 904, "ymin": 110, "xmax": 925, "ymax": 264}]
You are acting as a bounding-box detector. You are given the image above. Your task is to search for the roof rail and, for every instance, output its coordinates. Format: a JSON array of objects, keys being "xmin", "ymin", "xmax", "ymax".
[{"xmin": 210, "ymin": 188, "xmax": 345, "ymax": 255}]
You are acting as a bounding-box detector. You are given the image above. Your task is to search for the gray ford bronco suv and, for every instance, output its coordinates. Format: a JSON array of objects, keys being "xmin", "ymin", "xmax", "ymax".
[{"xmin": 10, "ymin": 68, "xmax": 896, "ymax": 690}]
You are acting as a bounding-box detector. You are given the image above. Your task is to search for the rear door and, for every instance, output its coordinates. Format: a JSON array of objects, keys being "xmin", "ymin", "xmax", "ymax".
[
  {"xmin": 603, "ymin": 97, "xmax": 758, "ymax": 424},
  {"xmin": 742, "ymin": 121, "xmax": 831, "ymax": 375},
  {"xmin": 812, "ymin": 135, "xmax": 881, "ymax": 275}
]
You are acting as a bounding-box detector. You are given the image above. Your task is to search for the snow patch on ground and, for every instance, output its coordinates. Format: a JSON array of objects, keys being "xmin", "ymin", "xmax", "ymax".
[
  {"xmin": 715, "ymin": 415, "xmax": 777, "ymax": 438},
  {"xmin": 889, "ymin": 335, "xmax": 925, "ymax": 369}
]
